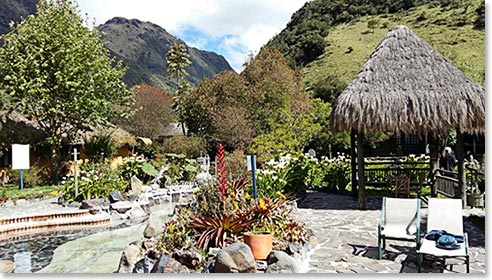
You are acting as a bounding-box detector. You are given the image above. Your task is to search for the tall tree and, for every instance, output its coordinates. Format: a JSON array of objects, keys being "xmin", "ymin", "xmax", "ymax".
[
  {"xmin": 0, "ymin": 0, "xmax": 133, "ymax": 183},
  {"xmin": 115, "ymin": 83, "xmax": 174, "ymax": 139},
  {"xmin": 166, "ymin": 43, "xmax": 191, "ymax": 135}
]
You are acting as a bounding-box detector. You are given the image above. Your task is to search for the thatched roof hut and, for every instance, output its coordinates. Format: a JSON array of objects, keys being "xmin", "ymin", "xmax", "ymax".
[
  {"xmin": 329, "ymin": 25, "xmax": 485, "ymax": 209},
  {"xmin": 1, "ymin": 111, "xmax": 137, "ymax": 146},
  {"xmin": 330, "ymin": 25, "xmax": 485, "ymax": 137}
]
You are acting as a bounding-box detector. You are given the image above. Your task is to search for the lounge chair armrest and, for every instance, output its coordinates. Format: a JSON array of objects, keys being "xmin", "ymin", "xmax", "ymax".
[{"xmin": 378, "ymin": 197, "xmax": 386, "ymax": 233}]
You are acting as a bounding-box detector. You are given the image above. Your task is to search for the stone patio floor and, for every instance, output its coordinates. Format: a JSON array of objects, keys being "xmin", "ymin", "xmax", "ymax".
[{"xmin": 292, "ymin": 191, "xmax": 486, "ymax": 273}]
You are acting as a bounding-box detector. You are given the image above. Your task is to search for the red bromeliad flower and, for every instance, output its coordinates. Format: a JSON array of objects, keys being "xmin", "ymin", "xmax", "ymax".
[{"xmin": 216, "ymin": 144, "xmax": 229, "ymax": 199}]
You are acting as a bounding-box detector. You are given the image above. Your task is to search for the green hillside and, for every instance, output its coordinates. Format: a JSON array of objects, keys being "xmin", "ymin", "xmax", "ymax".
[{"xmin": 266, "ymin": 0, "xmax": 485, "ymax": 102}]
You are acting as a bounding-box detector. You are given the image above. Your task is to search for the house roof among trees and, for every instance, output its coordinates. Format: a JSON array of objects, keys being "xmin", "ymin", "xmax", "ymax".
[
  {"xmin": 330, "ymin": 25, "xmax": 485, "ymax": 137},
  {"xmin": 2, "ymin": 111, "xmax": 136, "ymax": 146}
]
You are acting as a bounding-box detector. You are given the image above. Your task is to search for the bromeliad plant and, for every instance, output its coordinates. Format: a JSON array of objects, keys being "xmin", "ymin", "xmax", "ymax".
[
  {"xmin": 189, "ymin": 211, "xmax": 253, "ymax": 250},
  {"xmin": 158, "ymin": 144, "xmax": 310, "ymax": 256},
  {"xmin": 187, "ymin": 145, "xmax": 254, "ymax": 250}
]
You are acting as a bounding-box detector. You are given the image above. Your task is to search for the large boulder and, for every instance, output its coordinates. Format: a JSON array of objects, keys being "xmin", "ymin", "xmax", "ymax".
[
  {"xmin": 80, "ymin": 198, "xmax": 105, "ymax": 213},
  {"xmin": 266, "ymin": 251, "xmax": 299, "ymax": 273},
  {"xmin": 117, "ymin": 244, "xmax": 141, "ymax": 273},
  {"xmin": 214, "ymin": 243, "xmax": 256, "ymax": 273},
  {"xmin": 172, "ymin": 250, "xmax": 203, "ymax": 269},
  {"xmin": 133, "ymin": 257, "xmax": 156, "ymax": 273},
  {"xmin": 151, "ymin": 256, "xmax": 189, "ymax": 273},
  {"xmin": 143, "ymin": 221, "xmax": 157, "ymax": 239},
  {"xmin": 111, "ymin": 201, "xmax": 134, "ymax": 214},
  {"xmin": 130, "ymin": 176, "xmax": 143, "ymax": 194},
  {"xmin": 287, "ymin": 242, "xmax": 304, "ymax": 256},
  {"xmin": 125, "ymin": 204, "xmax": 148, "ymax": 220},
  {"xmin": 128, "ymin": 194, "xmax": 139, "ymax": 202},
  {"xmin": 109, "ymin": 190, "xmax": 125, "ymax": 203}
]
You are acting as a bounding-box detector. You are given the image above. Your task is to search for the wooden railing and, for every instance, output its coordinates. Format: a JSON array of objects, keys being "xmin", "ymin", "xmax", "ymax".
[
  {"xmin": 357, "ymin": 157, "xmax": 431, "ymax": 188},
  {"xmin": 432, "ymin": 169, "xmax": 458, "ymax": 198}
]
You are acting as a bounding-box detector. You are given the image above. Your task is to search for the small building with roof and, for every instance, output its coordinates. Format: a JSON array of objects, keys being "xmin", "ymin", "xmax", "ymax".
[{"xmin": 330, "ymin": 25, "xmax": 485, "ymax": 209}]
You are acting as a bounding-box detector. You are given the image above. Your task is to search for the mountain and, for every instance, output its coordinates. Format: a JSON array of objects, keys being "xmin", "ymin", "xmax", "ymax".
[
  {"xmin": 265, "ymin": 0, "xmax": 485, "ymax": 103},
  {"xmin": 0, "ymin": 1, "xmax": 234, "ymax": 90},
  {"xmin": 0, "ymin": 0, "xmax": 37, "ymax": 36},
  {"xmin": 97, "ymin": 17, "xmax": 234, "ymax": 90}
]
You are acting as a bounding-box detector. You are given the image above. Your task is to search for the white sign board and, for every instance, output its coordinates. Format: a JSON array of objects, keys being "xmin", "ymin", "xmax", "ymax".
[
  {"xmin": 12, "ymin": 144, "xmax": 30, "ymax": 170},
  {"xmin": 246, "ymin": 155, "xmax": 256, "ymax": 171}
]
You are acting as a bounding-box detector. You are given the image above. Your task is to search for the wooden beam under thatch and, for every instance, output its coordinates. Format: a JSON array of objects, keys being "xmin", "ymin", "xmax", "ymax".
[{"xmin": 330, "ymin": 25, "xmax": 484, "ymax": 137}]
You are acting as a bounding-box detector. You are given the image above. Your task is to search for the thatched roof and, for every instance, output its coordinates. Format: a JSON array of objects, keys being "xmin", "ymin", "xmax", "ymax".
[
  {"xmin": 2, "ymin": 111, "xmax": 137, "ymax": 146},
  {"xmin": 330, "ymin": 25, "xmax": 485, "ymax": 137},
  {"xmin": 81, "ymin": 125, "xmax": 137, "ymax": 146}
]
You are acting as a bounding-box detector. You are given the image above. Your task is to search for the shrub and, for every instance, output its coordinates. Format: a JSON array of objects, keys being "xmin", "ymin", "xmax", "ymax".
[
  {"xmin": 119, "ymin": 154, "xmax": 153, "ymax": 183},
  {"xmin": 61, "ymin": 162, "xmax": 127, "ymax": 202},
  {"xmin": 321, "ymin": 154, "xmax": 351, "ymax": 192},
  {"xmin": 159, "ymin": 135, "xmax": 207, "ymax": 159},
  {"xmin": 225, "ymin": 150, "xmax": 248, "ymax": 180},
  {"xmin": 151, "ymin": 153, "xmax": 199, "ymax": 185},
  {"xmin": 0, "ymin": 187, "xmax": 7, "ymax": 203},
  {"xmin": 156, "ymin": 209, "xmax": 195, "ymax": 255},
  {"xmin": 9, "ymin": 162, "xmax": 49, "ymax": 188},
  {"xmin": 83, "ymin": 133, "xmax": 117, "ymax": 163},
  {"xmin": 190, "ymin": 211, "xmax": 253, "ymax": 250},
  {"xmin": 256, "ymin": 157, "xmax": 294, "ymax": 199}
]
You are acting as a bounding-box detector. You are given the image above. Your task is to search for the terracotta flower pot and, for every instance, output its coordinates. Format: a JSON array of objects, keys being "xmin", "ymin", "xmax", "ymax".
[{"xmin": 243, "ymin": 232, "xmax": 273, "ymax": 260}]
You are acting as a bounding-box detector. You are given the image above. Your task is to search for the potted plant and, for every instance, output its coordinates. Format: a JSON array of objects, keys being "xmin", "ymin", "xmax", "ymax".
[{"xmin": 243, "ymin": 220, "xmax": 274, "ymax": 260}]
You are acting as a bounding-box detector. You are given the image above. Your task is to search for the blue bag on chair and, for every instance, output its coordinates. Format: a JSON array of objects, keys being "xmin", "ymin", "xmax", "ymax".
[
  {"xmin": 436, "ymin": 235, "xmax": 461, "ymax": 250},
  {"xmin": 425, "ymin": 229, "xmax": 464, "ymax": 243}
]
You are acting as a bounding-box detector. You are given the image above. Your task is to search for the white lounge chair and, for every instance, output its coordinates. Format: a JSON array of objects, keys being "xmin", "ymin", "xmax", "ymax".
[
  {"xmin": 416, "ymin": 198, "xmax": 469, "ymax": 273},
  {"xmin": 378, "ymin": 197, "xmax": 421, "ymax": 259}
]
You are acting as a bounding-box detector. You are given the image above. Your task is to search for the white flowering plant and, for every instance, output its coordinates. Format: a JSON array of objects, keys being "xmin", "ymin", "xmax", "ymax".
[
  {"xmin": 319, "ymin": 153, "xmax": 351, "ymax": 192},
  {"xmin": 61, "ymin": 161, "xmax": 127, "ymax": 202},
  {"xmin": 255, "ymin": 153, "xmax": 353, "ymax": 197}
]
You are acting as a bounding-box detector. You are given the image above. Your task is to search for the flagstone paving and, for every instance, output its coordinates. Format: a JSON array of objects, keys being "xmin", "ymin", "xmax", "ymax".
[{"xmin": 292, "ymin": 191, "xmax": 486, "ymax": 273}]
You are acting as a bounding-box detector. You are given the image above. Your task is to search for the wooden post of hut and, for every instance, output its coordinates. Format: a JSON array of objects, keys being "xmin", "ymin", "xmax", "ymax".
[
  {"xmin": 428, "ymin": 134, "xmax": 440, "ymax": 197},
  {"xmin": 351, "ymin": 130, "xmax": 357, "ymax": 197},
  {"xmin": 356, "ymin": 133, "xmax": 366, "ymax": 210},
  {"xmin": 456, "ymin": 130, "xmax": 467, "ymax": 208}
]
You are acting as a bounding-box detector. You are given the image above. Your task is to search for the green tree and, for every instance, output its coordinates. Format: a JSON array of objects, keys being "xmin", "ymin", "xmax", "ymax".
[
  {"xmin": 0, "ymin": 0, "xmax": 133, "ymax": 183},
  {"xmin": 166, "ymin": 44, "xmax": 191, "ymax": 135},
  {"xmin": 183, "ymin": 71, "xmax": 252, "ymax": 150},
  {"xmin": 306, "ymin": 98, "xmax": 350, "ymax": 156},
  {"xmin": 242, "ymin": 48, "xmax": 308, "ymax": 134},
  {"xmin": 115, "ymin": 83, "xmax": 174, "ymax": 139},
  {"xmin": 250, "ymin": 111, "xmax": 322, "ymax": 161}
]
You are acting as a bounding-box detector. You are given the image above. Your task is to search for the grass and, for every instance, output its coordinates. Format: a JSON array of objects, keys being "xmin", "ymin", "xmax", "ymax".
[
  {"xmin": 302, "ymin": 0, "xmax": 484, "ymax": 93},
  {"xmin": 0, "ymin": 184, "xmax": 63, "ymax": 202}
]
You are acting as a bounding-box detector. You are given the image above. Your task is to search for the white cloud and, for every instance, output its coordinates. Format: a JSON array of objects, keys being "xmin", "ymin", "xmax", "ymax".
[{"xmin": 75, "ymin": 0, "xmax": 309, "ymax": 72}]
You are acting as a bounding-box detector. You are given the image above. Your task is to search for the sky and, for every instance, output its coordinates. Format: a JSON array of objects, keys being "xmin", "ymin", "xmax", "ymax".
[{"xmin": 75, "ymin": 0, "xmax": 311, "ymax": 72}]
